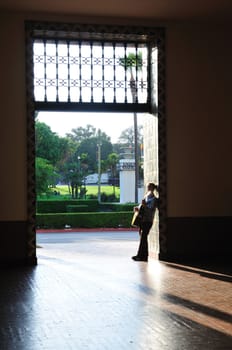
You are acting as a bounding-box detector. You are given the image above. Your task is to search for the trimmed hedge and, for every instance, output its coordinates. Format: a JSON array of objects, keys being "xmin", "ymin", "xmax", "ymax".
[
  {"xmin": 37, "ymin": 200, "xmax": 136, "ymax": 214},
  {"xmin": 36, "ymin": 211, "xmax": 133, "ymax": 229},
  {"xmin": 66, "ymin": 205, "xmax": 88, "ymax": 213},
  {"xmin": 98, "ymin": 203, "xmax": 136, "ymax": 212},
  {"xmin": 37, "ymin": 199, "xmax": 99, "ymax": 213}
]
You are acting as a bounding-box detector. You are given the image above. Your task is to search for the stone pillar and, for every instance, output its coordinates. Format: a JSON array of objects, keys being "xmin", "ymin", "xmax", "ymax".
[{"xmin": 143, "ymin": 113, "xmax": 159, "ymax": 257}]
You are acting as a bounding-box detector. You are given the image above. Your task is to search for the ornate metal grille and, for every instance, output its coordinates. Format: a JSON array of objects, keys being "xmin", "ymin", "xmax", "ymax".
[{"xmin": 33, "ymin": 40, "xmax": 148, "ymax": 108}]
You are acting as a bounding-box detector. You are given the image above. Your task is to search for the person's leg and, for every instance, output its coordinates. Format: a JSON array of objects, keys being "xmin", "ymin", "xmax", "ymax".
[{"xmin": 133, "ymin": 222, "xmax": 152, "ymax": 261}]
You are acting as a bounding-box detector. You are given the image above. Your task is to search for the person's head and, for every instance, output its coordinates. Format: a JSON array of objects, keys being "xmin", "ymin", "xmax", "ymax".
[{"xmin": 147, "ymin": 182, "xmax": 158, "ymax": 192}]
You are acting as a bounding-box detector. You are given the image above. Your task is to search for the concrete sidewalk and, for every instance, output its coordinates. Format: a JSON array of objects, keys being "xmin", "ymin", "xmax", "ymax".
[{"xmin": 37, "ymin": 227, "xmax": 138, "ymax": 233}]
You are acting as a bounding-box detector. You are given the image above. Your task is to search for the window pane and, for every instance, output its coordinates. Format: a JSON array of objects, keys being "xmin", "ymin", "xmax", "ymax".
[{"xmin": 33, "ymin": 40, "xmax": 149, "ymax": 105}]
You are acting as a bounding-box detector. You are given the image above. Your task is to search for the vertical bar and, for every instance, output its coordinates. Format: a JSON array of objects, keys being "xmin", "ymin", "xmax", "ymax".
[
  {"xmin": 90, "ymin": 42, "xmax": 93, "ymax": 103},
  {"xmin": 67, "ymin": 41, "xmax": 71, "ymax": 102},
  {"xmin": 134, "ymin": 43, "xmax": 139, "ymax": 202},
  {"xmin": 43, "ymin": 39, "xmax": 47, "ymax": 102},
  {"xmin": 124, "ymin": 43, "xmax": 127, "ymax": 103},
  {"xmin": 97, "ymin": 142, "xmax": 101, "ymax": 203},
  {"xmin": 147, "ymin": 42, "xmax": 152, "ymax": 107},
  {"xmin": 135, "ymin": 44, "xmax": 138, "ymax": 103},
  {"xmin": 113, "ymin": 42, "xmax": 116, "ymax": 103},
  {"xmin": 55, "ymin": 40, "xmax": 59, "ymax": 102},
  {"xmin": 102, "ymin": 42, "xmax": 105, "ymax": 103},
  {"xmin": 79, "ymin": 41, "xmax": 82, "ymax": 103}
]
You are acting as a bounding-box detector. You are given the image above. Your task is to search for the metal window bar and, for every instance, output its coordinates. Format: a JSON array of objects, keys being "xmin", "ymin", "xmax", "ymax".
[
  {"xmin": 79, "ymin": 41, "xmax": 82, "ymax": 103},
  {"xmin": 33, "ymin": 38, "xmax": 150, "ymax": 111},
  {"xmin": 67, "ymin": 41, "xmax": 71, "ymax": 102},
  {"xmin": 55, "ymin": 40, "xmax": 59, "ymax": 102},
  {"xmin": 90, "ymin": 42, "xmax": 93, "ymax": 103},
  {"xmin": 43, "ymin": 39, "xmax": 47, "ymax": 102},
  {"xmin": 113, "ymin": 43, "xmax": 116, "ymax": 103},
  {"xmin": 135, "ymin": 44, "xmax": 138, "ymax": 104},
  {"xmin": 102, "ymin": 42, "xmax": 105, "ymax": 103},
  {"xmin": 123, "ymin": 43, "xmax": 127, "ymax": 103},
  {"xmin": 147, "ymin": 43, "xmax": 152, "ymax": 110}
]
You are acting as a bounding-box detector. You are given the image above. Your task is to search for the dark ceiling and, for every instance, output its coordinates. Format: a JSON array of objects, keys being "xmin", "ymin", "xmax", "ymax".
[{"xmin": 0, "ymin": 0, "xmax": 232, "ymax": 20}]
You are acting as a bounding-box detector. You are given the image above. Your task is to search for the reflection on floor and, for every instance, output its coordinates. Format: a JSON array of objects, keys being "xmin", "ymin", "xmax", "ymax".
[{"xmin": 0, "ymin": 231, "xmax": 231, "ymax": 350}]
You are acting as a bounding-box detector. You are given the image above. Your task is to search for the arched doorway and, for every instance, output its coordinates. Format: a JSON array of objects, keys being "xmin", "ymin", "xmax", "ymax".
[{"xmin": 25, "ymin": 21, "xmax": 166, "ymax": 264}]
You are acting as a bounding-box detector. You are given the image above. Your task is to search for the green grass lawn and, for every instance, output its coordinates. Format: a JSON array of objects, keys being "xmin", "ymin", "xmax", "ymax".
[{"xmin": 51, "ymin": 184, "xmax": 120, "ymax": 197}]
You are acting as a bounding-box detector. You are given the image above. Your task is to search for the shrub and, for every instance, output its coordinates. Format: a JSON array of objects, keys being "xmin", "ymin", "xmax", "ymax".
[
  {"xmin": 98, "ymin": 203, "xmax": 135, "ymax": 212},
  {"xmin": 37, "ymin": 199, "xmax": 99, "ymax": 213},
  {"xmin": 100, "ymin": 192, "xmax": 118, "ymax": 202},
  {"xmin": 66, "ymin": 205, "xmax": 88, "ymax": 212},
  {"xmin": 36, "ymin": 211, "xmax": 133, "ymax": 229},
  {"xmin": 37, "ymin": 199, "xmax": 136, "ymax": 214}
]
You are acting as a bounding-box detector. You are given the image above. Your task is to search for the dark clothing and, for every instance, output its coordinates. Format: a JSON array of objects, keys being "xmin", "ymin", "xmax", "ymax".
[
  {"xmin": 141, "ymin": 194, "xmax": 157, "ymax": 222},
  {"xmin": 136, "ymin": 222, "xmax": 153, "ymax": 260},
  {"xmin": 135, "ymin": 192, "xmax": 158, "ymax": 259}
]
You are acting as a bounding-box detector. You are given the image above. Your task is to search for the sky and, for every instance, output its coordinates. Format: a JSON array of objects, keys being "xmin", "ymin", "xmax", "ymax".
[{"xmin": 37, "ymin": 111, "xmax": 144, "ymax": 143}]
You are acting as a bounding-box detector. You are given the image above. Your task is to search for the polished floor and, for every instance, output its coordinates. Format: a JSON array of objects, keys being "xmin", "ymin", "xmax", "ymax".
[{"xmin": 0, "ymin": 230, "xmax": 231, "ymax": 350}]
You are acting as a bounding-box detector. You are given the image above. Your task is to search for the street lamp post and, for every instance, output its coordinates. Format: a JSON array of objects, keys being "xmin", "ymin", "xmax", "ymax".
[
  {"xmin": 133, "ymin": 112, "xmax": 139, "ymax": 203},
  {"xmin": 97, "ymin": 142, "xmax": 101, "ymax": 203},
  {"xmin": 77, "ymin": 156, "xmax": 81, "ymax": 199}
]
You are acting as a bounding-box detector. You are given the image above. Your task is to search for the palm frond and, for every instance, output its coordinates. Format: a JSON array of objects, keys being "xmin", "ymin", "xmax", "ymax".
[{"xmin": 118, "ymin": 52, "xmax": 143, "ymax": 70}]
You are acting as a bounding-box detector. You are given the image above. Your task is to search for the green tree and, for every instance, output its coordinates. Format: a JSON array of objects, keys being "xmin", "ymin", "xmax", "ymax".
[
  {"xmin": 35, "ymin": 120, "xmax": 71, "ymax": 192},
  {"xmin": 67, "ymin": 127, "xmax": 113, "ymax": 173},
  {"xmin": 62, "ymin": 153, "xmax": 89, "ymax": 199},
  {"xmin": 106, "ymin": 153, "xmax": 119, "ymax": 195},
  {"xmin": 35, "ymin": 121, "xmax": 69, "ymax": 166},
  {"xmin": 66, "ymin": 124, "xmax": 96, "ymax": 142},
  {"xmin": 35, "ymin": 157, "xmax": 57, "ymax": 195},
  {"xmin": 118, "ymin": 125, "xmax": 143, "ymax": 145}
]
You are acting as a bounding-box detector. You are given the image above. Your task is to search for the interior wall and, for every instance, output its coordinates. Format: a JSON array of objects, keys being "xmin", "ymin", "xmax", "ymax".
[
  {"xmin": 164, "ymin": 22, "xmax": 232, "ymax": 260},
  {"xmin": 0, "ymin": 12, "xmax": 231, "ymax": 262},
  {"xmin": 0, "ymin": 14, "xmax": 27, "ymax": 221},
  {"xmin": 166, "ymin": 22, "xmax": 232, "ymax": 217}
]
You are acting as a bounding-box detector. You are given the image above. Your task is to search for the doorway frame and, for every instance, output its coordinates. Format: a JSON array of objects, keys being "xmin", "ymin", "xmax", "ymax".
[{"xmin": 25, "ymin": 21, "xmax": 166, "ymax": 264}]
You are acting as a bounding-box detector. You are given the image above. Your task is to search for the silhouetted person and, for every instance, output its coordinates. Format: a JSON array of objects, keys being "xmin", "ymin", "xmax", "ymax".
[{"xmin": 132, "ymin": 182, "xmax": 159, "ymax": 262}]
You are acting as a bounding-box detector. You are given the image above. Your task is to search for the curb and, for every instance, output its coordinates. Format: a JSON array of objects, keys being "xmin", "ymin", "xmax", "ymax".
[{"xmin": 37, "ymin": 227, "xmax": 138, "ymax": 233}]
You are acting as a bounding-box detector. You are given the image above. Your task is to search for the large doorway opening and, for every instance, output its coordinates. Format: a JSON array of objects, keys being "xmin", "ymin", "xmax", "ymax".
[
  {"xmin": 35, "ymin": 111, "xmax": 146, "ymax": 203},
  {"xmin": 25, "ymin": 21, "xmax": 166, "ymax": 264}
]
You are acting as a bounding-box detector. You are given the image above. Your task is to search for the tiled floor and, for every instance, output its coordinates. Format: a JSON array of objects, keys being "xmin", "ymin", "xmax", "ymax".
[{"xmin": 0, "ymin": 230, "xmax": 231, "ymax": 350}]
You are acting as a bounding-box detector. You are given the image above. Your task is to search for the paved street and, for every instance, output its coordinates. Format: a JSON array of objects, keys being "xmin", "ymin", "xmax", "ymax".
[
  {"xmin": 36, "ymin": 230, "xmax": 139, "ymax": 263},
  {"xmin": 37, "ymin": 230, "xmax": 138, "ymax": 245}
]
